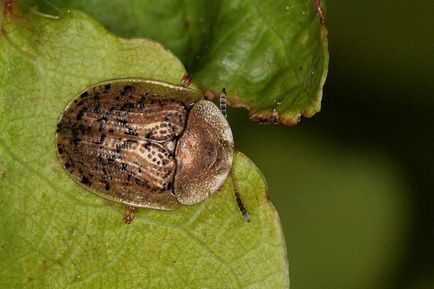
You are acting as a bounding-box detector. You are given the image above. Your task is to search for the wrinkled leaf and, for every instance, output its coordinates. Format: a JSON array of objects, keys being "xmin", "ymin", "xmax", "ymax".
[
  {"xmin": 0, "ymin": 8, "xmax": 288, "ymax": 289},
  {"xmin": 22, "ymin": 0, "xmax": 329, "ymax": 126}
]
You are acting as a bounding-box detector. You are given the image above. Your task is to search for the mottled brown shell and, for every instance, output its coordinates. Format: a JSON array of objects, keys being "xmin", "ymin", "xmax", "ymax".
[{"xmin": 56, "ymin": 78, "xmax": 234, "ymax": 210}]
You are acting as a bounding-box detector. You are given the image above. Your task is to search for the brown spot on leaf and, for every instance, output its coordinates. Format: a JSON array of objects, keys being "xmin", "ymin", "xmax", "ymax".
[
  {"xmin": 3, "ymin": 0, "xmax": 19, "ymax": 16},
  {"xmin": 280, "ymin": 114, "xmax": 302, "ymax": 127},
  {"xmin": 313, "ymin": 0, "xmax": 326, "ymax": 24},
  {"xmin": 249, "ymin": 111, "xmax": 280, "ymax": 125}
]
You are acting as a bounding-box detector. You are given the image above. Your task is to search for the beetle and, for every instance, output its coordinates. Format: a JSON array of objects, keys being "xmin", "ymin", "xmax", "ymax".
[{"xmin": 56, "ymin": 77, "xmax": 249, "ymax": 223}]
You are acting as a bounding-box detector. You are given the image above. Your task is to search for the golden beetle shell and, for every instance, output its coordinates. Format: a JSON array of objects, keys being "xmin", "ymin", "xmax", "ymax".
[{"xmin": 56, "ymin": 78, "xmax": 234, "ymax": 210}]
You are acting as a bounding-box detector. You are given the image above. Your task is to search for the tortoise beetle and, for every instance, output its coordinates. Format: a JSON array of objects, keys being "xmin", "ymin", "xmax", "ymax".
[{"xmin": 56, "ymin": 78, "xmax": 246, "ymax": 223}]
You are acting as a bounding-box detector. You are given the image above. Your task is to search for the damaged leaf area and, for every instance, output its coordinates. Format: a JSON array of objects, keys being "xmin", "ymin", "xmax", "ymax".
[
  {"xmin": 21, "ymin": 0, "xmax": 329, "ymax": 126},
  {"xmin": 0, "ymin": 7, "xmax": 288, "ymax": 289}
]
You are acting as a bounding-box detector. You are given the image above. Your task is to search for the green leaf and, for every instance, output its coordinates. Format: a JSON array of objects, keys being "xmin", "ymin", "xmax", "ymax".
[
  {"xmin": 0, "ymin": 8, "xmax": 288, "ymax": 289},
  {"xmin": 21, "ymin": 0, "xmax": 329, "ymax": 126}
]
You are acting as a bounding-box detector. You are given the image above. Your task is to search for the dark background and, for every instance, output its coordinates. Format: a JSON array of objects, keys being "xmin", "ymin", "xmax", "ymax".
[{"xmin": 231, "ymin": 1, "xmax": 434, "ymax": 288}]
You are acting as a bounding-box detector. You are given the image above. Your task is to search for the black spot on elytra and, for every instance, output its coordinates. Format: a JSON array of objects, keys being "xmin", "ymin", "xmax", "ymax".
[
  {"xmin": 80, "ymin": 91, "xmax": 89, "ymax": 98},
  {"xmin": 76, "ymin": 100, "xmax": 86, "ymax": 107},
  {"xmin": 104, "ymin": 84, "xmax": 111, "ymax": 91},
  {"xmin": 138, "ymin": 100, "xmax": 145, "ymax": 108},
  {"xmin": 124, "ymin": 128, "xmax": 138, "ymax": 136},
  {"xmin": 105, "ymin": 183, "xmax": 110, "ymax": 191},
  {"xmin": 76, "ymin": 107, "xmax": 87, "ymax": 121},
  {"xmin": 81, "ymin": 176, "xmax": 91, "ymax": 186},
  {"xmin": 120, "ymin": 85, "xmax": 133, "ymax": 97},
  {"xmin": 116, "ymin": 118, "xmax": 128, "ymax": 126},
  {"xmin": 120, "ymin": 102, "xmax": 135, "ymax": 112},
  {"xmin": 70, "ymin": 138, "xmax": 81, "ymax": 145},
  {"xmin": 96, "ymin": 134, "xmax": 106, "ymax": 145},
  {"xmin": 118, "ymin": 140, "xmax": 135, "ymax": 151},
  {"xmin": 99, "ymin": 115, "xmax": 108, "ymax": 124}
]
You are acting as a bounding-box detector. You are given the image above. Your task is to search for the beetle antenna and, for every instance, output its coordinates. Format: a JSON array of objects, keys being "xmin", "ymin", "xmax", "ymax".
[
  {"xmin": 220, "ymin": 88, "xmax": 227, "ymax": 118},
  {"xmin": 230, "ymin": 170, "xmax": 251, "ymax": 223}
]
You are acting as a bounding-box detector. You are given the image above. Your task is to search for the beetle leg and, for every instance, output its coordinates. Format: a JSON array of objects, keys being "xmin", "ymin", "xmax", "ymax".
[
  {"xmin": 180, "ymin": 74, "xmax": 192, "ymax": 87},
  {"xmin": 230, "ymin": 170, "xmax": 250, "ymax": 223},
  {"xmin": 219, "ymin": 88, "xmax": 227, "ymax": 119},
  {"xmin": 124, "ymin": 206, "xmax": 136, "ymax": 224}
]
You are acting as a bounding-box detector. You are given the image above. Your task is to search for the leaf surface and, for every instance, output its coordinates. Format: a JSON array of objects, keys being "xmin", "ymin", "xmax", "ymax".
[{"xmin": 0, "ymin": 8, "xmax": 288, "ymax": 289}]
